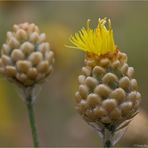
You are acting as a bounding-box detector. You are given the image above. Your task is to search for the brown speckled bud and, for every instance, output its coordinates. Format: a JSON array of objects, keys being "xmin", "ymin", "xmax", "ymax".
[
  {"xmin": 75, "ymin": 51, "xmax": 141, "ymax": 131},
  {"xmin": 0, "ymin": 22, "xmax": 54, "ymax": 87}
]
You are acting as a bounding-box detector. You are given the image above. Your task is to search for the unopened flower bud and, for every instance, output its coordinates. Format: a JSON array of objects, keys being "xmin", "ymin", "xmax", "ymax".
[{"xmin": 0, "ymin": 22, "xmax": 54, "ymax": 88}]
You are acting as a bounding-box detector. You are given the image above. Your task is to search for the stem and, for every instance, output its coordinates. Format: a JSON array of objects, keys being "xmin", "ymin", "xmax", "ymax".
[
  {"xmin": 26, "ymin": 97, "xmax": 40, "ymax": 147},
  {"xmin": 103, "ymin": 139, "xmax": 112, "ymax": 148},
  {"xmin": 102, "ymin": 128, "xmax": 113, "ymax": 148}
]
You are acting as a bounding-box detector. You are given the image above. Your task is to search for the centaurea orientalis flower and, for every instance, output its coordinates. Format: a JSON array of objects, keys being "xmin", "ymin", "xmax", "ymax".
[
  {"xmin": 0, "ymin": 23, "xmax": 54, "ymax": 87},
  {"xmin": 0, "ymin": 22, "xmax": 55, "ymax": 147},
  {"xmin": 0, "ymin": 22, "xmax": 54, "ymax": 101},
  {"xmin": 67, "ymin": 18, "xmax": 141, "ymax": 147}
]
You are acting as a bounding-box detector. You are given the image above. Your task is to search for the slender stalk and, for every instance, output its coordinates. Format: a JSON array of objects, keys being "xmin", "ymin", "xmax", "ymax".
[
  {"xmin": 102, "ymin": 128, "xmax": 113, "ymax": 148},
  {"xmin": 103, "ymin": 139, "xmax": 112, "ymax": 148},
  {"xmin": 26, "ymin": 97, "xmax": 40, "ymax": 147}
]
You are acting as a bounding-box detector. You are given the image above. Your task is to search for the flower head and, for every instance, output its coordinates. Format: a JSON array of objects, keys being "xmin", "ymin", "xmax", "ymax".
[
  {"xmin": 70, "ymin": 18, "xmax": 141, "ymax": 146},
  {"xmin": 0, "ymin": 23, "xmax": 54, "ymax": 87},
  {"xmin": 67, "ymin": 18, "xmax": 116, "ymax": 56}
]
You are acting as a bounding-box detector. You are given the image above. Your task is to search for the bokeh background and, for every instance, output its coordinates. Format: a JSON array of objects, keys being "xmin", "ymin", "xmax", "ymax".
[{"xmin": 0, "ymin": 1, "xmax": 148, "ymax": 147}]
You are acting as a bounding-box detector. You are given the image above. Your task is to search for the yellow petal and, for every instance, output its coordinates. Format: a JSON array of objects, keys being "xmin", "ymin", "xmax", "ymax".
[{"xmin": 67, "ymin": 18, "xmax": 117, "ymax": 56}]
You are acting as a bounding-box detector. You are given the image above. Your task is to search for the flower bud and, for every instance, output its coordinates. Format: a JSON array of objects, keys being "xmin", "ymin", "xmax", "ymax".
[
  {"xmin": 69, "ymin": 18, "xmax": 141, "ymax": 136},
  {"xmin": 0, "ymin": 22, "xmax": 54, "ymax": 87}
]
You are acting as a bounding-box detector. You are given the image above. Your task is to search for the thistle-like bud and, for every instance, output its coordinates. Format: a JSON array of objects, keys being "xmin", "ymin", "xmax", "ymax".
[
  {"xmin": 0, "ymin": 23, "xmax": 54, "ymax": 102},
  {"xmin": 76, "ymin": 52, "xmax": 141, "ymax": 127},
  {"xmin": 67, "ymin": 18, "xmax": 141, "ymax": 146}
]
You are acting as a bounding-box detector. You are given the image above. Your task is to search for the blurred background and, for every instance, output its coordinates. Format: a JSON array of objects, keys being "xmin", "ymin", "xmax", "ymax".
[{"xmin": 0, "ymin": 1, "xmax": 148, "ymax": 147}]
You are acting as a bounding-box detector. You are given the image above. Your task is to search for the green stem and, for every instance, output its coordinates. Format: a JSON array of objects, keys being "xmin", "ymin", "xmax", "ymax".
[
  {"xmin": 103, "ymin": 140, "xmax": 112, "ymax": 148},
  {"xmin": 102, "ymin": 128, "xmax": 113, "ymax": 148},
  {"xmin": 26, "ymin": 98, "xmax": 40, "ymax": 147}
]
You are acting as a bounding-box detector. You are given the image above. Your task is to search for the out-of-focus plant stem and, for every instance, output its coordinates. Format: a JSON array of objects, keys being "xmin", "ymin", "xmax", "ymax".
[
  {"xmin": 103, "ymin": 139, "xmax": 112, "ymax": 148},
  {"xmin": 26, "ymin": 96, "xmax": 40, "ymax": 148},
  {"xmin": 102, "ymin": 128, "xmax": 113, "ymax": 148}
]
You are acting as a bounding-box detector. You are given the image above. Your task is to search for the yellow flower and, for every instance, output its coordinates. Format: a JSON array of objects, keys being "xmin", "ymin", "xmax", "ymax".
[{"xmin": 67, "ymin": 18, "xmax": 117, "ymax": 56}]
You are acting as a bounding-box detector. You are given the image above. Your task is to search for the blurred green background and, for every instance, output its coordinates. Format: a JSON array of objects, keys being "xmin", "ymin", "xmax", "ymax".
[{"xmin": 0, "ymin": 1, "xmax": 148, "ymax": 147}]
